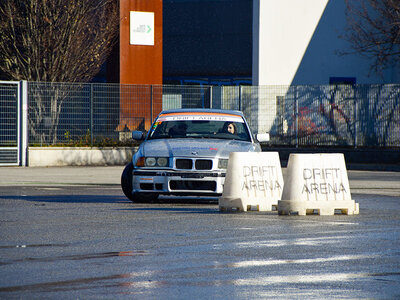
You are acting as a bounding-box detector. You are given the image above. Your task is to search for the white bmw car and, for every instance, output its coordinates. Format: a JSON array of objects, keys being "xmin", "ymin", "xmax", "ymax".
[{"xmin": 121, "ymin": 109, "xmax": 269, "ymax": 202}]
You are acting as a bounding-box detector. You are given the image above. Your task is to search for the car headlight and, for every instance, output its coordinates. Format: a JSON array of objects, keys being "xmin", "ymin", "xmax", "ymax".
[
  {"xmin": 156, "ymin": 157, "xmax": 168, "ymax": 167},
  {"xmin": 218, "ymin": 159, "xmax": 228, "ymax": 169},
  {"xmin": 145, "ymin": 157, "xmax": 157, "ymax": 167},
  {"xmin": 136, "ymin": 156, "xmax": 169, "ymax": 167}
]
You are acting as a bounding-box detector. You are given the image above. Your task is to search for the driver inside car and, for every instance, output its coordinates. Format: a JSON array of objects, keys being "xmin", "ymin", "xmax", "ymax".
[{"xmin": 168, "ymin": 122, "xmax": 188, "ymax": 137}]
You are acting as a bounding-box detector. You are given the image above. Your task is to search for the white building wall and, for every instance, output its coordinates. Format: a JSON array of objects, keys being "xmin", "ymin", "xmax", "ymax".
[
  {"xmin": 252, "ymin": 0, "xmax": 329, "ymax": 86},
  {"xmin": 292, "ymin": 0, "xmax": 399, "ymax": 85},
  {"xmin": 251, "ymin": 0, "xmax": 399, "ymax": 134},
  {"xmin": 252, "ymin": 0, "xmax": 329, "ymax": 134},
  {"xmin": 252, "ymin": 0, "xmax": 399, "ymax": 86}
]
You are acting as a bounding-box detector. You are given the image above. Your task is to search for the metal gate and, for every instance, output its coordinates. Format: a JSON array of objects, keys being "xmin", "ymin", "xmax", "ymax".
[{"xmin": 0, "ymin": 81, "xmax": 27, "ymax": 166}]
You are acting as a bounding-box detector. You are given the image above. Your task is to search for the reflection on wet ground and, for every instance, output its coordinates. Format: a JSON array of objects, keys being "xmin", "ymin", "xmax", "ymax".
[
  {"xmin": 0, "ymin": 184, "xmax": 399, "ymax": 299},
  {"xmin": 0, "ymin": 249, "xmax": 149, "ymax": 265},
  {"xmin": 1, "ymin": 233, "xmax": 399, "ymax": 298},
  {"xmin": 1, "ymin": 262, "xmax": 399, "ymax": 297}
]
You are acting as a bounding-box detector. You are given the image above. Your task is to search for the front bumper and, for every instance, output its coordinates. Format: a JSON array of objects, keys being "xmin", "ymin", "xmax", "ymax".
[{"xmin": 132, "ymin": 170, "xmax": 226, "ymax": 196}]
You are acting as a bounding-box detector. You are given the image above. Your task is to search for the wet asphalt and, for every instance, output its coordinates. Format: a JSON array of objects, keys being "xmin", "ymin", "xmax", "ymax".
[{"xmin": 0, "ymin": 166, "xmax": 399, "ymax": 299}]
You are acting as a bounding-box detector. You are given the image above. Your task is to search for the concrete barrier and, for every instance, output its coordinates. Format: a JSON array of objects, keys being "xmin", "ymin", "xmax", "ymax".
[
  {"xmin": 278, "ymin": 153, "xmax": 359, "ymax": 216},
  {"xmin": 28, "ymin": 147, "xmax": 136, "ymax": 166},
  {"xmin": 219, "ymin": 152, "xmax": 283, "ymax": 212}
]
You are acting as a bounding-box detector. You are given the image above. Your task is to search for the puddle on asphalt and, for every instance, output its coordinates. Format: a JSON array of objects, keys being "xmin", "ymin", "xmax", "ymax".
[
  {"xmin": 0, "ymin": 274, "xmax": 136, "ymax": 292},
  {"xmin": 228, "ymin": 254, "xmax": 375, "ymax": 268},
  {"xmin": 0, "ymin": 247, "xmax": 150, "ymax": 265}
]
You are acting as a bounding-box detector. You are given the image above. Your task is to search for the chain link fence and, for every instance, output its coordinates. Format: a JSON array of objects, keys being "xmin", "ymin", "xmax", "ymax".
[
  {"xmin": 0, "ymin": 81, "xmax": 20, "ymax": 165},
  {"xmin": 0, "ymin": 82, "xmax": 19, "ymax": 148},
  {"xmin": 5, "ymin": 82, "xmax": 399, "ymax": 148}
]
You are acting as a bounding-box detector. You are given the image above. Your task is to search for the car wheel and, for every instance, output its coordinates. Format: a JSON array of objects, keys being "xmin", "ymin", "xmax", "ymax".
[
  {"xmin": 121, "ymin": 163, "xmax": 159, "ymax": 203},
  {"xmin": 121, "ymin": 162, "xmax": 135, "ymax": 201}
]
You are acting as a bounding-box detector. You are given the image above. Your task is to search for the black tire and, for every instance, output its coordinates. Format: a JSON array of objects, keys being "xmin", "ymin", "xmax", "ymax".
[
  {"xmin": 121, "ymin": 163, "xmax": 134, "ymax": 201},
  {"xmin": 121, "ymin": 163, "xmax": 159, "ymax": 203}
]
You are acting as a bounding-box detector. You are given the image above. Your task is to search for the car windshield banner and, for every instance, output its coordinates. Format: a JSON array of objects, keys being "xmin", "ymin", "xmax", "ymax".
[{"xmin": 157, "ymin": 112, "xmax": 244, "ymax": 123}]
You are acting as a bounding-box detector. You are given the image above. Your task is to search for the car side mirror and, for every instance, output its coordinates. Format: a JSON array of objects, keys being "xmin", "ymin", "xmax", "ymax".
[
  {"xmin": 132, "ymin": 131, "xmax": 145, "ymax": 140},
  {"xmin": 256, "ymin": 133, "xmax": 270, "ymax": 142}
]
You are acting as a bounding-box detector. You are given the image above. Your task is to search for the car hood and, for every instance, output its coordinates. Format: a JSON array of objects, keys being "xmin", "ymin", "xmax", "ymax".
[{"xmin": 139, "ymin": 138, "xmax": 257, "ymax": 158}]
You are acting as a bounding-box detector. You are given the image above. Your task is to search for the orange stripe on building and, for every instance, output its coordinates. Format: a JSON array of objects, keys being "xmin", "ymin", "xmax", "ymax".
[{"xmin": 118, "ymin": 0, "xmax": 163, "ymax": 131}]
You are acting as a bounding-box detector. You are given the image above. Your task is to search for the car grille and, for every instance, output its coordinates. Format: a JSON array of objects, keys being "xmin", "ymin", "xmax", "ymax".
[
  {"xmin": 195, "ymin": 159, "xmax": 212, "ymax": 170},
  {"xmin": 175, "ymin": 158, "xmax": 213, "ymax": 170},
  {"xmin": 169, "ymin": 180, "xmax": 216, "ymax": 191},
  {"xmin": 176, "ymin": 159, "xmax": 192, "ymax": 169}
]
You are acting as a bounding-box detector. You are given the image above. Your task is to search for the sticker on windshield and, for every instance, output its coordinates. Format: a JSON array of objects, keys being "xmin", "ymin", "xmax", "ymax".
[{"xmin": 157, "ymin": 112, "xmax": 244, "ymax": 123}]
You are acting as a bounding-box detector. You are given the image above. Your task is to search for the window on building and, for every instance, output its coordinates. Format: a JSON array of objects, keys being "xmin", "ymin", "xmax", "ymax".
[{"xmin": 329, "ymin": 77, "xmax": 356, "ymax": 85}]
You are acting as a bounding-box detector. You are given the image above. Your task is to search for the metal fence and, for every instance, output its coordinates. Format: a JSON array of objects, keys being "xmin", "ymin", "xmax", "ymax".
[
  {"xmin": 0, "ymin": 81, "xmax": 22, "ymax": 165},
  {"xmin": 2, "ymin": 81, "xmax": 400, "ymax": 148}
]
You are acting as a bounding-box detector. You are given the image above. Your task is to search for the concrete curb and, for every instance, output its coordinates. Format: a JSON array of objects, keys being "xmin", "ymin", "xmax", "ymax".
[{"xmin": 28, "ymin": 147, "xmax": 138, "ymax": 167}]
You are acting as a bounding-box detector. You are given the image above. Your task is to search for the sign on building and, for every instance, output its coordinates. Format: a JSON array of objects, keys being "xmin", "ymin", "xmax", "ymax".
[{"xmin": 130, "ymin": 11, "xmax": 154, "ymax": 46}]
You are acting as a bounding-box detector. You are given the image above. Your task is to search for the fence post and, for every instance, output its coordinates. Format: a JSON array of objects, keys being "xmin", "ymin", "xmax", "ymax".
[
  {"xmin": 239, "ymin": 86, "xmax": 242, "ymax": 111},
  {"xmin": 90, "ymin": 83, "xmax": 94, "ymax": 146},
  {"xmin": 20, "ymin": 80, "xmax": 28, "ymax": 166},
  {"xmin": 209, "ymin": 86, "xmax": 213, "ymax": 109},
  {"xmin": 150, "ymin": 85, "xmax": 153, "ymax": 122},
  {"xmin": 295, "ymin": 86, "xmax": 299, "ymax": 148},
  {"xmin": 354, "ymin": 87, "xmax": 358, "ymax": 148}
]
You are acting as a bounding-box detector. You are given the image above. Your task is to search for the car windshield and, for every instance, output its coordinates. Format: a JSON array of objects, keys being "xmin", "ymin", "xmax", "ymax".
[{"xmin": 147, "ymin": 112, "xmax": 252, "ymax": 142}]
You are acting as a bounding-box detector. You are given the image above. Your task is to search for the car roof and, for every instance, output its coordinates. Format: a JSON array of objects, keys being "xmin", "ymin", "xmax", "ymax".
[{"xmin": 157, "ymin": 108, "xmax": 244, "ymax": 117}]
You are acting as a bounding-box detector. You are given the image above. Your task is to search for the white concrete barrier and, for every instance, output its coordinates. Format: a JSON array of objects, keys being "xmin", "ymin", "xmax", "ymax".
[
  {"xmin": 278, "ymin": 153, "xmax": 359, "ymax": 216},
  {"xmin": 219, "ymin": 152, "xmax": 283, "ymax": 212},
  {"xmin": 28, "ymin": 147, "xmax": 135, "ymax": 166}
]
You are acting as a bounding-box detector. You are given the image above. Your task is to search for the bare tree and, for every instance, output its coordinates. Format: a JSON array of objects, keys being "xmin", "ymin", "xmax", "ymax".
[
  {"xmin": 0, "ymin": 0, "xmax": 118, "ymax": 82},
  {"xmin": 342, "ymin": 0, "xmax": 400, "ymax": 76},
  {"xmin": 0, "ymin": 0, "xmax": 119, "ymax": 144}
]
